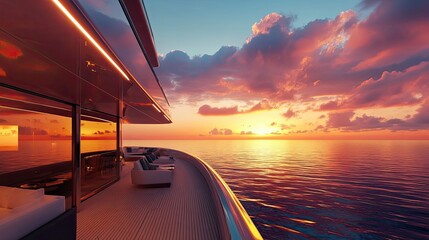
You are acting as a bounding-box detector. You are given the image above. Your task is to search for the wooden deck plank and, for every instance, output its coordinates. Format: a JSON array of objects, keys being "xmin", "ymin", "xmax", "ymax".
[{"xmin": 77, "ymin": 158, "xmax": 220, "ymax": 240}]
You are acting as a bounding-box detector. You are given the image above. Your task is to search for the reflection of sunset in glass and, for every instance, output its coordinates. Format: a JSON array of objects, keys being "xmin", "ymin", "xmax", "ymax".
[
  {"xmin": 81, "ymin": 119, "xmax": 116, "ymax": 140},
  {"xmin": 0, "ymin": 125, "xmax": 18, "ymax": 150}
]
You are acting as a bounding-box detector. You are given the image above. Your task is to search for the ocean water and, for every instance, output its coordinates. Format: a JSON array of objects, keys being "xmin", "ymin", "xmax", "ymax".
[{"xmin": 124, "ymin": 140, "xmax": 429, "ymax": 240}]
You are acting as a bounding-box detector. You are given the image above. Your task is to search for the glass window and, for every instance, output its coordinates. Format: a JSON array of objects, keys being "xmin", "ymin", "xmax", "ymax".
[
  {"xmin": 0, "ymin": 87, "xmax": 73, "ymax": 209},
  {"xmin": 81, "ymin": 113, "xmax": 118, "ymax": 199}
]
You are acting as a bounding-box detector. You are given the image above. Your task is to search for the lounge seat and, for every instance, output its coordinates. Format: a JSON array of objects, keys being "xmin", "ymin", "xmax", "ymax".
[
  {"xmin": 131, "ymin": 159, "xmax": 172, "ymax": 186},
  {"xmin": 146, "ymin": 153, "xmax": 175, "ymax": 165},
  {"xmin": 0, "ymin": 186, "xmax": 65, "ymax": 240},
  {"xmin": 123, "ymin": 146, "xmax": 146, "ymax": 157}
]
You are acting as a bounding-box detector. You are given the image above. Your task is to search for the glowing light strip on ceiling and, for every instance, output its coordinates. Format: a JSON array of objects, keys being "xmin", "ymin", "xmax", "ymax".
[
  {"xmin": 152, "ymin": 103, "xmax": 161, "ymax": 113},
  {"xmin": 163, "ymin": 114, "xmax": 171, "ymax": 122},
  {"xmin": 52, "ymin": 0, "xmax": 130, "ymax": 81}
]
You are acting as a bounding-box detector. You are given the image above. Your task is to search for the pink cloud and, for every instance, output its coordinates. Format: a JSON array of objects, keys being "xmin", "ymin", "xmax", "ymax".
[
  {"xmin": 343, "ymin": 61, "xmax": 429, "ymax": 108},
  {"xmin": 319, "ymin": 100, "xmax": 340, "ymax": 110},
  {"xmin": 283, "ymin": 108, "xmax": 297, "ymax": 119},
  {"xmin": 154, "ymin": 0, "xmax": 429, "ymax": 132},
  {"xmin": 198, "ymin": 100, "xmax": 273, "ymax": 116},
  {"xmin": 340, "ymin": 1, "xmax": 429, "ymax": 71},
  {"xmin": 326, "ymin": 99, "xmax": 429, "ymax": 131},
  {"xmin": 327, "ymin": 111, "xmax": 355, "ymax": 128},
  {"xmin": 198, "ymin": 105, "xmax": 239, "ymax": 116}
]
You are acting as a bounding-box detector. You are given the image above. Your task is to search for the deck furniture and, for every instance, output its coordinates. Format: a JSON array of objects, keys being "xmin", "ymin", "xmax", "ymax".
[
  {"xmin": 0, "ymin": 186, "xmax": 65, "ymax": 240},
  {"xmin": 146, "ymin": 153, "xmax": 175, "ymax": 165},
  {"xmin": 131, "ymin": 159, "xmax": 172, "ymax": 186}
]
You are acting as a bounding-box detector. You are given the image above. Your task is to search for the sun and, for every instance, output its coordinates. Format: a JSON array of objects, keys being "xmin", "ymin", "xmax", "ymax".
[{"xmin": 253, "ymin": 127, "xmax": 273, "ymax": 136}]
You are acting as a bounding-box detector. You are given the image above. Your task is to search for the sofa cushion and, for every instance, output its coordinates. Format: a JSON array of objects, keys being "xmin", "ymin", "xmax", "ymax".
[
  {"xmin": 134, "ymin": 160, "xmax": 143, "ymax": 171},
  {"xmin": 0, "ymin": 186, "xmax": 44, "ymax": 209},
  {"xmin": 0, "ymin": 195, "xmax": 65, "ymax": 240},
  {"xmin": 139, "ymin": 159, "xmax": 150, "ymax": 170}
]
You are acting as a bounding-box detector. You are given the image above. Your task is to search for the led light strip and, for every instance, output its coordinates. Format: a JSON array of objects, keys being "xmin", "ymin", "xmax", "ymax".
[
  {"xmin": 163, "ymin": 114, "xmax": 171, "ymax": 122},
  {"xmin": 52, "ymin": 0, "xmax": 130, "ymax": 81},
  {"xmin": 152, "ymin": 103, "xmax": 161, "ymax": 113}
]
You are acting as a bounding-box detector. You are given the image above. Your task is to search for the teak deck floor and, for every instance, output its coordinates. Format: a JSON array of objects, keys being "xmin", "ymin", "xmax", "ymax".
[{"xmin": 77, "ymin": 158, "xmax": 221, "ymax": 240}]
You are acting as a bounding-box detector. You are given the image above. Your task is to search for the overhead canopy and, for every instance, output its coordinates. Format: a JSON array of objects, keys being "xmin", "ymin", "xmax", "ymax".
[{"xmin": 0, "ymin": 0, "xmax": 171, "ymax": 124}]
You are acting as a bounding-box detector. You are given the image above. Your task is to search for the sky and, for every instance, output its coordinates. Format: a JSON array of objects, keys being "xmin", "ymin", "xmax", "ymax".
[{"xmin": 124, "ymin": 0, "xmax": 429, "ymax": 140}]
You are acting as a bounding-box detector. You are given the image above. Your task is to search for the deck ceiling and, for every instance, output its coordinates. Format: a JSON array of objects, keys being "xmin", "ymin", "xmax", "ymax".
[{"xmin": 0, "ymin": 0, "xmax": 171, "ymax": 124}]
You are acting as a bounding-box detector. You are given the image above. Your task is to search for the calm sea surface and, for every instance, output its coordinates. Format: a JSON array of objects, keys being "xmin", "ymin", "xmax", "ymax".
[{"xmin": 125, "ymin": 140, "xmax": 429, "ymax": 240}]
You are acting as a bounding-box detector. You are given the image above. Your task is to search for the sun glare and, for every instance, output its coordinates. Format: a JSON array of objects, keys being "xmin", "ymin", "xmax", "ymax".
[{"xmin": 253, "ymin": 127, "xmax": 273, "ymax": 136}]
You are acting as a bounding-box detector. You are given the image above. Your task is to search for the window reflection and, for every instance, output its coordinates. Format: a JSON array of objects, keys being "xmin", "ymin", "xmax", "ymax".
[
  {"xmin": 0, "ymin": 87, "xmax": 73, "ymax": 209},
  {"xmin": 81, "ymin": 114, "xmax": 118, "ymax": 199}
]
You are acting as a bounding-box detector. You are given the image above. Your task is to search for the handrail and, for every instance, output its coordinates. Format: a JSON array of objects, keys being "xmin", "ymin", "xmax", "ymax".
[{"xmin": 170, "ymin": 150, "xmax": 263, "ymax": 240}]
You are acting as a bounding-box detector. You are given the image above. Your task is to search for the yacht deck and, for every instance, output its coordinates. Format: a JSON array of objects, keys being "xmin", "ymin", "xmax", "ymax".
[{"xmin": 77, "ymin": 158, "xmax": 221, "ymax": 239}]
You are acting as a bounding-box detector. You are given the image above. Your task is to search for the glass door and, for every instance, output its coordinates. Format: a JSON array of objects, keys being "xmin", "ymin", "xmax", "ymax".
[{"xmin": 80, "ymin": 111, "xmax": 119, "ymax": 200}]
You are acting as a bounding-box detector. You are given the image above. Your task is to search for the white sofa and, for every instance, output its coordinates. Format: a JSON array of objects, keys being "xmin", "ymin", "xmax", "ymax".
[
  {"xmin": 131, "ymin": 160, "xmax": 172, "ymax": 186},
  {"xmin": 0, "ymin": 186, "xmax": 65, "ymax": 240}
]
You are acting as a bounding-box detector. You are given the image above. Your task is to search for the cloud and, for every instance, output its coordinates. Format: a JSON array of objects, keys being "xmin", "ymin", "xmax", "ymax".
[
  {"xmin": 198, "ymin": 100, "xmax": 273, "ymax": 116},
  {"xmin": 209, "ymin": 128, "xmax": 233, "ymax": 135},
  {"xmin": 326, "ymin": 99, "xmax": 429, "ymax": 131},
  {"xmin": 156, "ymin": 9, "xmax": 359, "ymax": 103},
  {"xmin": 223, "ymin": 128, "xmax": 233, "ymax": 135},
  {"xmin": 341, "ymin": 0, "xmax": 429, "ymax": 71},
  {"xmin": 240, "ymin": 130, "xmax": 254, "ymax": 135},
  {"xmin": 155, "ymin": 0, "xmax": 429, "ymax": 123},
  {"xmin": 319, "ymin": 100, "xmax": 340, "ymax": 111},
  {"xmin": 247, "ymin": 99, "xmax": 274, "ymax": 112},
  {"xmin": 18, "ymin": 126, "xmax": 48, "ymax": 135},
  {"xmin": 280, "ymin": 124, "xmax": 291, "ymax": 130},
  {"xmin": 283, "ymin": 108, "xmax": 297, "ymax": 119},
  {"xmin": 326, "ymin": 111, "xmax": 355, "ymax": 128},
  {"xmin": 199, "ymin": 105, "xmax": 239, "ymax": 116}
]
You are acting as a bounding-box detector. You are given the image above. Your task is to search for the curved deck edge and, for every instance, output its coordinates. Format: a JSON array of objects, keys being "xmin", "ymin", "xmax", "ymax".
[{"xmin": 166, "ymin": 149, "xmax": 263, "ymax": 240}]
